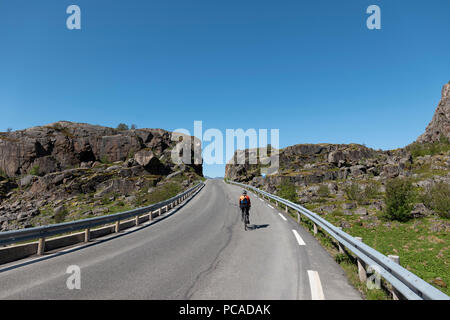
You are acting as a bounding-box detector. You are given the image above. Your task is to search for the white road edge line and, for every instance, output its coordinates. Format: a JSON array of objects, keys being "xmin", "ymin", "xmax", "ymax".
[
  {"xmin": 307, "ymin": 270, "xmax": 325, "ymax": 300},
  {"xmin": 278, "ymin": 213, "xmax": 287, "ymax": 221},
  {"xmin": 292, "ymin": 229, "xmax": 306, "ymax": 246},
  {"xmin": 267, "ymin": 204, "xmax": 274, "ymax": 209}
]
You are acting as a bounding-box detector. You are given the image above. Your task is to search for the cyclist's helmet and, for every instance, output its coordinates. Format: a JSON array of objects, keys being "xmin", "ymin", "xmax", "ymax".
[{"xmin": 242, "ymin": 190, "xmax": 247, "ymax": 195}]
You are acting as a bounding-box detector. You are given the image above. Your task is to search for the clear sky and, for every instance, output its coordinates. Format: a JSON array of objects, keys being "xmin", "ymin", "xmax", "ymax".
[{"xmin": 0, "ymin": 0, "xmax": 449, "ymax": 177}]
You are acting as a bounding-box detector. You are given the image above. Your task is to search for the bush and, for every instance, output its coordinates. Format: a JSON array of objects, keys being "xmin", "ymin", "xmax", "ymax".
[
  {"xmin": 384, "ymin": 178, "xmax": 415, "ymax": 222},
  {"xmin": 30, "ymin": 165, "xmax": 40, "ymax": 176},
  {"xmin": 421, "ymin": 182, "xmax": 450, "ymax": 219},
  {"xmin": 407, "ymin": 135, "xmax": 450, "ymax": 158},
  {"xmin": 344, "ymin": 183, "xmax": 363, "ymax": 203},
  {"xmin": 100, "ymin": 155, "xmax": 110, "ymax": 164},
  {"xmin": 318, "ymin": 185, "xmax": 330, "ymax": 198},
  {"xmin": 278, "ymin": 180, "xmax": 297, "ymax": 203},
  {"xmin": 116, "ymin": 123, "xmax": 129, "ymax": 131},
  {"xmin": 335, "ymin": 253, "xmax": 353, "ymax": 264},
  {"xmin": 364, "ymin": 182, "xmax": 380, "ymax": 199}
]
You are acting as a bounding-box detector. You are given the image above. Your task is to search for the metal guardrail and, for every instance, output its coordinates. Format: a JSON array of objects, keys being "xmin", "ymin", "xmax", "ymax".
[
  {"xmin": 0, "ymin": 182, "xmax": 204, "ymax": 247},
  {"xmin": 228, "ymin": 180, "xmax": 449, "ymax": 300}
]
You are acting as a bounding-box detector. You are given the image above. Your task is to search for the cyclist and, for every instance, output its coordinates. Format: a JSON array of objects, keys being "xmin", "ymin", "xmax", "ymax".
[{"xmin": 239, "ymin": 190, "xmax": 251, "ymax": 224}]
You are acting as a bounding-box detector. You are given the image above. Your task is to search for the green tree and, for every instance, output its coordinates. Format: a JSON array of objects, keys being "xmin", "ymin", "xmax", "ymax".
[{"xmin": 384, "ymin": 178, "xmax": 415, "ymax": 222}]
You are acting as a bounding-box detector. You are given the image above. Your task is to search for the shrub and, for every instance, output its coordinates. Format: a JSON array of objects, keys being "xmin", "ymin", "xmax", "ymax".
[
  {"xmin": 407, "ymin": 135, "xmax": 450, "ymax": 158},
  {"xmin": 116, "ymin": 123, "xmax": 129, "ymax": 131},
  {"xmin": 335, "ymin": 253, "xmax": 353, "ymax": 264},
  {"xmin": 384, "ymin": 178, "xmax": 415, "ymax": 222},
  {"xmin": 30, "ymin": 165, "xmax": 40, "ymax": 176},
  {"xmin": 278, "ymin": 180, "xmax": 297, "ymax": 203},
  {"xmin": 318, "ymin": 185, "xmax": 330, "ymax": 198},
  {"xmin": 364, "ymin": 182, "xmax": 380, "ymax": 199},
  {"xmin": 100, "ymin": 155, "xmax": 110, "ymax": 164},
  {"xmin": 421, "ymin": 182, "xmax": 450, "ymax": 219},
  {"xmin": 344, "ymin": 183, "xmax": 363, "ymax": 203}
]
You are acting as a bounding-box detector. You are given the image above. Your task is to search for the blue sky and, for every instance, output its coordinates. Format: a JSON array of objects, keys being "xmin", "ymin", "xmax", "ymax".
[{"xmin": 0, "ymin": 0, "xmax": 449, "ymax": 177}]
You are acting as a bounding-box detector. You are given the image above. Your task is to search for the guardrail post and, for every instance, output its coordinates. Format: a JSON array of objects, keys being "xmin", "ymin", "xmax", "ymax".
[
  {"xmin": 285, "ymin": 205, "xmax": 288, "ymax": 213},
  {"xmin": 297, "ymin": 212, "xmax": 300, "ymax": 223},
  {"xmin": 388, "ymin": 255, "xmax": 401, "ymax": 300},
  {"xmin": 84, "ymin": 228, "xmax": 90, "ymax": 242},
  {"xmin": 37, "ymin": 237, "xmax": 45, "ymax": 255},
  {"xmin": 337, "ymin": 227, "xmax": 344, "ymax": 253},
  {"xmin": 355, "ymin": 237, "xmax": 367, "ymax": 283},
  {"xmin": 115, "ymin": 220, "xmax": 120, "ymax": 233},
  {"xmin": 313, "ymin": 223, "xmax": 318, "ymax": 236},
  {"xmin": 135, "ymin": 215, "xmax": 140, "ymax": 226}
]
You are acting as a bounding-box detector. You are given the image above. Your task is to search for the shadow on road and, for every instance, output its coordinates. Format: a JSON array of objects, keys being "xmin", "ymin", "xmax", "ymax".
[{"xmin": 248, "ymin": 224, "xmax": 269, "ymax": 230}]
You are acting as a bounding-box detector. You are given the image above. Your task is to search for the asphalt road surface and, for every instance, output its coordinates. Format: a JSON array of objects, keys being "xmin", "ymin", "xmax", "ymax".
[{"xmin": 0, "ymin": 179, "xmax": 361, "ymax": 300}]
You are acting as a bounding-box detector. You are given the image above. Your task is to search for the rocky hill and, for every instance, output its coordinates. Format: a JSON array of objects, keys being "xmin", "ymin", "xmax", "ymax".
[
  {"xmin": 224, "ymin": 82, "xmax": 450, "ymax": 295},
  {"xmin": 0, "ymin": 121, "xmax": 203, "ymax": 231},
  {"xmin": 225, "ymin": 82, "xmax": 449, "ymax": 226},
  {"xmin": 225, "ymin": 82, "xmax": 450, "ymax": 195}
]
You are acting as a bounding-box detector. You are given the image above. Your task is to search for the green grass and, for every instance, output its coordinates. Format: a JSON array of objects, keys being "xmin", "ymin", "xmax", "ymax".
[
  {"xmin": 407, "ymin": 136, "xmax": 450, "ymax": 158},
  {"xmin": 325, "ymin": 213, "xmax": 450, "ymax": 296}
]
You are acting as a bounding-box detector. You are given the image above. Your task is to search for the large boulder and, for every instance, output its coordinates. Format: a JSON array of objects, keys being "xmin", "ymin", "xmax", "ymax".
[{"xmin": 134, "ymin": 149, "xmax": 157, "ymax": 167}]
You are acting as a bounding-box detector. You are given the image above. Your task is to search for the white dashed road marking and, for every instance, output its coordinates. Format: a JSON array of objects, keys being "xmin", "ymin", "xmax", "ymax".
[
  {"xmin": 267, "ymin": 204, "xmax": 274, "ymax": 209},
  {"xmin": 307, "ymin": 270, "xmax": 325, "ymax": 300},
  {"xmin": 292, "ymin": 230, "xmax": 306, "ymax": 246},
  {"xmin": 278, "ymin": 213, "xmax": 287, "ymax": 221}
]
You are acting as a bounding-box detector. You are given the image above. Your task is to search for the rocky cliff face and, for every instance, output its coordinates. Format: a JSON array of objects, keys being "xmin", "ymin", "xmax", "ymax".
[
  {"xmin": 0, "ymin": 121, "xmax": 201, "ymax": 178},
  {"xmin": 0, "ymin": 121, "xmax": 203, "ymax": 231},
  {"xmin": 417, "ymin": 82, "xmax": 450, "ymax": 143}
]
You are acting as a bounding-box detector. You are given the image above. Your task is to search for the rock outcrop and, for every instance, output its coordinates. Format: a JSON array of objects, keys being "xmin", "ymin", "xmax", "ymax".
[
  {"xmin": 0, "ymin": 121, "xmax": 203, "ymax": 231},
  {"xmin": 0, "ymin": 121, "xmax": 201, "ymax": 177},
  {"xmin": 417, "ymin": 82, "xmax": 450, "ymax": 143},
  {"xmin": 225, "ymin": 143, "xmax": 403, "ymax": 186}
]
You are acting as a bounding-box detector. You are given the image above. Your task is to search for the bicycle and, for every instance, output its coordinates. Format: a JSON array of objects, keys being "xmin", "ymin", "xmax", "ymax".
[{"xmin": 241, "ymin": 208, "xmax": 250, "ymax": 231}]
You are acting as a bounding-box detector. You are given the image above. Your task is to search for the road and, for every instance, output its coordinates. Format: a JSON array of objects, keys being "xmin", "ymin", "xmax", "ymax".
[{"xmin": 0, "ymin": 179, "xmax": 361, "ymax": 300}]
